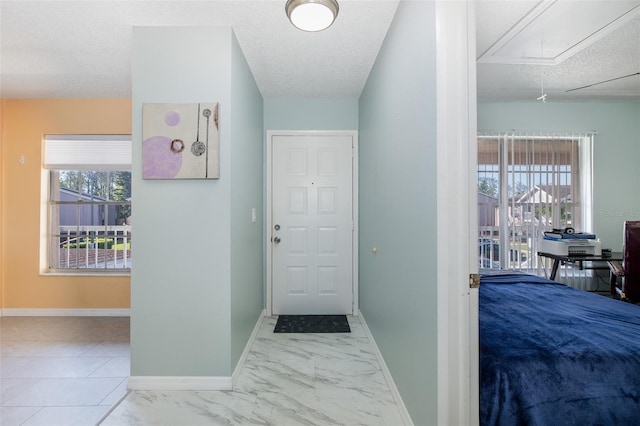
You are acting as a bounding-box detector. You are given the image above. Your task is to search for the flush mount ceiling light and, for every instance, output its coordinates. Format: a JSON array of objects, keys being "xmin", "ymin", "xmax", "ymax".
[{"xmin": 286, "ymin": 0, "xmax": 339, "ymax": 32}]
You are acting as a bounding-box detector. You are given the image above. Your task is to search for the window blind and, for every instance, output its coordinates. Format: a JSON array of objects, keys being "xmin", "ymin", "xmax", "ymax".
[
  {"xmin": 44, "ymin": 135, "xmax": 132, "ymax": 170},
  {"xmin": 478, "ymin": 132, "xmax": 594, "ymax": 280}
]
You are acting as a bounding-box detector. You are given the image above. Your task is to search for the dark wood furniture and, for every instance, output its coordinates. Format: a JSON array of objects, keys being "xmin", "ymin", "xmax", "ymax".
[{"xmin": 608, "ymin": 221, "xmax": 640, "ymax": 302}]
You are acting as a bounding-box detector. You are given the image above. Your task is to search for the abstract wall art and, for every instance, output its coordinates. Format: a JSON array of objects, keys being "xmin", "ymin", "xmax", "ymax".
[{"xmin": 142, "ymin": 102, "xmax": 220, "ymax": 179}]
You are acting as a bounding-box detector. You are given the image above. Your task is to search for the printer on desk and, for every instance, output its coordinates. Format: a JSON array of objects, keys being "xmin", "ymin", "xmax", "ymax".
[{"xmin": 539, "ymin": 229, "xmax": 602, "ymax": 256}]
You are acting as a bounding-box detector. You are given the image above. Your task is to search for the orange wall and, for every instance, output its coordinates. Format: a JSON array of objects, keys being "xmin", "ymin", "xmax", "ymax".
[
  {"xmin": 2, "ymin": 99, "xmax": 131, "ymax": 309},
  {"xmin": 1, "ymin": 99, "xmax": 4, "ymax": 309}
]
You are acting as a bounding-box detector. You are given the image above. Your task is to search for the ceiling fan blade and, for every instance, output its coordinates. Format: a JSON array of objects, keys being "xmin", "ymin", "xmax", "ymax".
[{"xmin": 566, "ymin": 72, "xmax": 640, "ymax": 93}]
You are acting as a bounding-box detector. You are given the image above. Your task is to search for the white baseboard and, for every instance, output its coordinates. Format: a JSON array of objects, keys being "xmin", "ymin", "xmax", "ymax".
[
  {"xmin": 358, "ymin": 310, "xmax": 414, "ymax": 426},
  {"xmin": 127, "ymin": 376, "xmax": 232, "ymax": 391},
  {"xmin": 232, "ymin": 309, "xmax": 265, "ymax": 388},
  {"xmin": 0, "ymin": 308, "xmax": 130, "ymax": 317}
]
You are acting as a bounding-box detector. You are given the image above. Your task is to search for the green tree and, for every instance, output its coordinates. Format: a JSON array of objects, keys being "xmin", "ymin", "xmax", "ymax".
[
  {"xmin": 112, "ymin": 171, "xmax": 132, "ymax": 224},
  {"xmin": 478, "ymin": 177, "xmax": 498, "ymax": 197},
  {"xmin": 58, "ymin": 170, "xmax": 131, "ymax": 225},
  {"xmin": 84, "ymin": 171, "xmax": 108, "ymax": 198},
  {"xmin": 59, "ymin": 170, "xmax": 81, "ymax": 193}
]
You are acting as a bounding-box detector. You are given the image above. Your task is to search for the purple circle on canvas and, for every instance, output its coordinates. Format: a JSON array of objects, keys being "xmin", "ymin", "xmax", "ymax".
[
  {"xmin": 143, "ymin": 136, "xmax": 182, "ymax": 179},
  {"xmin": 164, "ymin": 111, "xmax": 180, "ymax": 127}
]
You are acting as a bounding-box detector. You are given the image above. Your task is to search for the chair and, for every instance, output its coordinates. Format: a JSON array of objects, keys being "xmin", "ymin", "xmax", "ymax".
[{"xmin": 609, "ymin": 221, "xmax": 640, "ymax": 302}]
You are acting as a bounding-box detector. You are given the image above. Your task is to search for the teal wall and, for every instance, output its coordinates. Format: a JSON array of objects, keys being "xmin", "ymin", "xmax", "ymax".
[
  {"xmin": 264, "ymin": 99, "xmax": 358, "ymax": 130},
  {"xmin": 358, "ymin": 2, "xmax": 438, "ymax": 425},
  {"xmin": 131, "ymin": 26, "xmax": 263, "ymax": 378},
  {"xmin": 230, "ymin": 32, "xmax": 264, "ymax": 367},
  {"xmin": 478, "ymin": 102, "xmax": 640, "ymax": 250}
]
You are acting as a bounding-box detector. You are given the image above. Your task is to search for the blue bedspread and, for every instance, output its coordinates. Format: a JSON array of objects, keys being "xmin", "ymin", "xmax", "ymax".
[{"xmin": 480, "ymin": 273, "xmax": 640, "ymax": 425}]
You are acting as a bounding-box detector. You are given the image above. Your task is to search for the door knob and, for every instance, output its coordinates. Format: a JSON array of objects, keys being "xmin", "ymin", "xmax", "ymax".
[{"xmin": 273, "ymin": 236, "xmax": 281, "ymax": 244}]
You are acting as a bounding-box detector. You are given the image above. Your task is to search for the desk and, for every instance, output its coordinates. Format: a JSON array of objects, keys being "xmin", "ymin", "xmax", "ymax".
[{"xmin": 538, "ymin": 251, "xmax": 623, "ymax": 281}]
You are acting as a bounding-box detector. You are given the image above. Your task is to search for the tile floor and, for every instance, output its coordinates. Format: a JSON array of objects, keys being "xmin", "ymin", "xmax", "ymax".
[
  {"xmin": 102, "ymin": 315, "xmax": 406, "ymax": 426},
  {"xmin": 1, "ymin": 315, "xmax": 407, "ymax": 426},
  {"xmin": 0, "ymin": 316, "xmax": 130, "ymax": 426}
]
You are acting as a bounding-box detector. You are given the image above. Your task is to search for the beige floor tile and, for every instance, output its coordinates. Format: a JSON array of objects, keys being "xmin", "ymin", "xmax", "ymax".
[
  {"xmin": 1, "ymin": 357, "xmax": 111, "ymax": 379},
  {"xmin": 0, "ymin": 378, "xmax": 40, "ymax": 404},
  {"xmin": 0, "ymin": 316, "xmax": 130, "ymax": 424},
  {"xmin": 2, "ymin": 377, "xmax": 125, "ymax": 407},
  {"xmin": 90, "ymin": 357, "xmax": 131, "ymax": 378},
  {"xmin": 22, "ymin": 406, "xmax": 112, "ymax": 426},
  {"xmin": 0, "ymin": 406, "xmax": 42, "ymax": 426}
]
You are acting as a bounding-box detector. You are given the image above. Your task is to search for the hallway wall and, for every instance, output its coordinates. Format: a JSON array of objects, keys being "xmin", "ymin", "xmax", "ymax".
[
  {"xmin": 264, "ymin": 99, "xmax": 358, "ymax": 130},
  {"xmin": 230, "ymin": 32, "xmax": 265, "ymax": 367},
  {"xmin": 358, "ymin": 2, "xmax": 438, "ymax": 425},
  {"xmin": 131, "ymin": 26, "xmax": 263, "ymax": 379}
]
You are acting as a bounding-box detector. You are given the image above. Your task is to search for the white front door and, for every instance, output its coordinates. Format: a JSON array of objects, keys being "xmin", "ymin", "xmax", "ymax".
[{"xmin": 270, "ymin": 133, "xmax": 354, "ymax": 315}]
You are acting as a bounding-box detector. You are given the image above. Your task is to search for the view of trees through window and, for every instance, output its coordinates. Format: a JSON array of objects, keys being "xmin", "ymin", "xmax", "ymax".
[
  {"xmin": 50, "ymin": 170, "xmax": 132, "ymax": 271},
  {"xmin": 57, "ymin": 170, "xmax": 131, "ymax": 225}
]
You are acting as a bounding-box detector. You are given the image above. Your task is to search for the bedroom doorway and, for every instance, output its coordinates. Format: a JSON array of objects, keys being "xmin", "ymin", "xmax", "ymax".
[{"xmin": 266, "ymin": 131, "xmax": 358, "ymax": 316}]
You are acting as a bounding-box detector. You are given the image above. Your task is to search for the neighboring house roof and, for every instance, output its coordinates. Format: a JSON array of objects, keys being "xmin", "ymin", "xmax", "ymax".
[
  {"xmin": 537, "ymin": 184, "xmax": 572, "ymax": 201},
  {"xmin": 60, "ymin": 187, "xmax": 108, "ymax": 202},
  {"xmin": 511, "ymin": 185, "xmax": 572, "ymax": 205}
]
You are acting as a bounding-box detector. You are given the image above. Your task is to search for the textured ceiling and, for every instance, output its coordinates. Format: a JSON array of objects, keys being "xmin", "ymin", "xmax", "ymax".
[
  {"xmin": 0, "ymin": 0, "xmax": 399, "ymax": 99},
  {"xmin": 476, "ymin": 0, "xmax": 640, "ymax": 102},
  {"xmin": 1, "ymin": 0, "xmax": 639, "ymax": 102}
]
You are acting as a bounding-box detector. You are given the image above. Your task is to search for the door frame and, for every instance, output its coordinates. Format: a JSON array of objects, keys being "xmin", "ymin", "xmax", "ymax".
[
  {"xmin": 435, "ymin": 1, "xmax": 478, "ymax": 424},
  {"xmin": 266, "ymin": 130, "xmax": 359, "ymax": 317}
]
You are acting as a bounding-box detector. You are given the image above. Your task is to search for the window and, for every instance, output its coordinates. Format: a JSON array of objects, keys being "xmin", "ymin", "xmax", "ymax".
[
  {"xmin": 43, "ymin": 135, "xmax": 132, "ymax": 273},
  {"xmin": 478, "ymin": 132, "xmax": 594, "ymax": 276}
]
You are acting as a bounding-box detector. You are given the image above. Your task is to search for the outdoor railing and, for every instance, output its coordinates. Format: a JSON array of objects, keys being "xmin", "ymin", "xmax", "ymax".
[
  {"xmin": 55, "ymin": 225, "xmax": 131, "ymax": 270},
  {"xmin": 478, "ymin": 225, "xmax": 597, "ymax": 290},
  {"xmin": 478, "ymin": 225, "xmax": 539, "ymax": 270}
]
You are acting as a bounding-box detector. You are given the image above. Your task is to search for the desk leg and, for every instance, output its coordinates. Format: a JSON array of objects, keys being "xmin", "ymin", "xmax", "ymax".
[{"xmin": 550, "ymin": 259, "xmax": 560, "ymax": 281}]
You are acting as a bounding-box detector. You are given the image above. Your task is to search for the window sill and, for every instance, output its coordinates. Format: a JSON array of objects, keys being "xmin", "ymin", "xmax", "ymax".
[{"xmin": 41, "ymin": 270, "xmax": 131, "ymax": 277}]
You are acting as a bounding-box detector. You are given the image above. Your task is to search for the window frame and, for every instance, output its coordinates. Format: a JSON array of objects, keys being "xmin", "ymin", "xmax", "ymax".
[
  {"xmin": 478, "ymin": 132, "xmax": 594, "ymax": 278},
  {"xmin": 41, "ymin": 135, "xmax": 132, "ymax": 276}
]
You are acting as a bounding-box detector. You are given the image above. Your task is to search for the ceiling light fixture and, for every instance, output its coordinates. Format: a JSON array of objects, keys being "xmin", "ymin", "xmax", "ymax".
[{"xmin": 286, "ymin": 0, "xmax": 339, "ymax": 32}]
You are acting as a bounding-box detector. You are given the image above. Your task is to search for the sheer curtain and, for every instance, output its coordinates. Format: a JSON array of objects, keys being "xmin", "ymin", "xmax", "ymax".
[{"xmin": 478, "ymin": 132, "xmax": 595, "ymax": 287}]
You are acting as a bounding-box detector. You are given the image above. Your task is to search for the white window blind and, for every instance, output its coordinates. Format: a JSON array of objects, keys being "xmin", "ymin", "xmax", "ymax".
[
  {"xmin": 44, "ymin": 135, "xmax": 132, "ymax": 170},
  {"xmin": 478, "ymin": 132, "xmax": 594, "ymax": 281}
]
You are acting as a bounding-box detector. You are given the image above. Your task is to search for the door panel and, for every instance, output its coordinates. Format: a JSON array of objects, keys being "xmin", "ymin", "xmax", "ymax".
[{"xmin": 272, "ymin": 134, "xmax": 353, "ymax": 315}]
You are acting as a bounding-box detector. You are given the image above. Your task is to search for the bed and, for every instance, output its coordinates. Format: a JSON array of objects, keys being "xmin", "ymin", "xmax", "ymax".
[{"xmin": 480, "ymin": 272, "xmax": 640, "ymax": 425}]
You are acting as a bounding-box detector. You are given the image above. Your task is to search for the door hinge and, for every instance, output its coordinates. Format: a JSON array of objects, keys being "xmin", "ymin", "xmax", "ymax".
[{"xmin": 469, "ymin": 273, "xmax": 480, "ymax": 289}]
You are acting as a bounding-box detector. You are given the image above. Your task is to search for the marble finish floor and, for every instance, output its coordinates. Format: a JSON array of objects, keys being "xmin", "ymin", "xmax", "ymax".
[
  {"xmin": 101, "ymin": 315, "xmax": 406, "ymax": 426},
  {"xmin": 0, "ymin": 316, "xmax": 130, "ymax": 426}
]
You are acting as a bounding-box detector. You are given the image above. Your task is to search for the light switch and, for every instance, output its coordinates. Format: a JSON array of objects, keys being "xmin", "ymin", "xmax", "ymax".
[{"xmin": 251, "ymin": 208, "xmax": 256, "ymax": 223}]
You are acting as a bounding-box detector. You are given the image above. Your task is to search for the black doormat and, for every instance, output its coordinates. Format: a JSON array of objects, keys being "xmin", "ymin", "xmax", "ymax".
[{"xmin": 274, "ymin": 315, "xmax": 351, "ymax": 333}]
